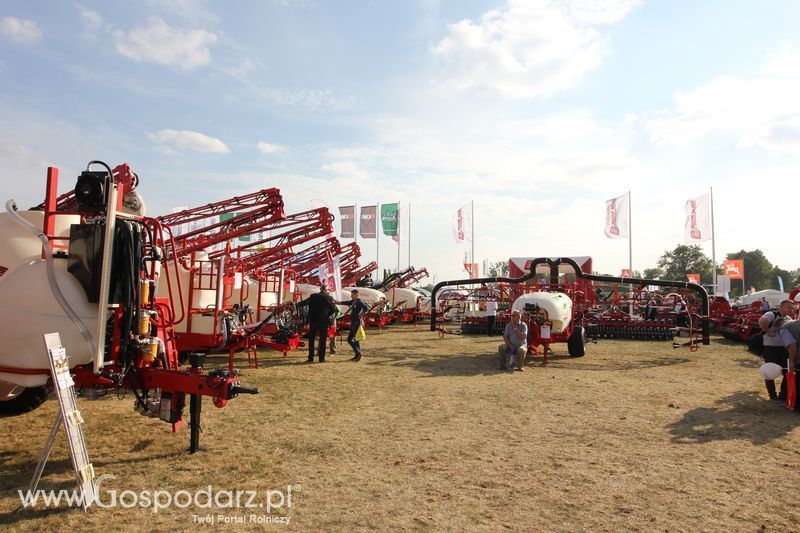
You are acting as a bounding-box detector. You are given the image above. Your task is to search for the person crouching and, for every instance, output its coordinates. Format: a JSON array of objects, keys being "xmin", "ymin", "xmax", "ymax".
[{"xmin": 498, "ymin": 310, "xmax": 528, "ymax": 371}]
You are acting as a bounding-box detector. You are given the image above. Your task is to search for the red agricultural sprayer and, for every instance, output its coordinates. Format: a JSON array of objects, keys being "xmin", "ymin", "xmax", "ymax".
[
  {"xmin": 0, "ymin": 162, "xmax": 258, "ymax": 452},
  {"xmin": 431, "ymin": 257, "xmax": 711, "ymax": 363}
]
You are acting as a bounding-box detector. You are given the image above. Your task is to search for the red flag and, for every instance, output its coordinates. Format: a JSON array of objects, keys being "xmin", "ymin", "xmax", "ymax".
[
  {"xmin": 722, "ymin": 259, "xmax": 744, "ymax": 280},
  {"xmin": 686, "ymin": 273, "xmax": 700, "ymax": 284}
]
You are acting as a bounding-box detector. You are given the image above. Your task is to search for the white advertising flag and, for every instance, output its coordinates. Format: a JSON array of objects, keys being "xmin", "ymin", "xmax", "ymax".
[
  {"xmin": 684, "ymin": 193, "xmax": 711, "ymax": 242},
  {"xmin": 452, "ymin": 203, "xmax": 472, "ymax": 244},
  {"xmin": 603, "ymin": 193, "xmax": 629, "ymax": 239},
  {"xmin": 392, "ymin": 205, "xmax": 408, "ymax": 243}
]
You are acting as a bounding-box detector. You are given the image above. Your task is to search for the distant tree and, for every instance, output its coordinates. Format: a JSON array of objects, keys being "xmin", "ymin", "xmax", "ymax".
[
  {"xmin": 791, "ymin": 269, "xmax": 800, "ymax": 291},
  {"xmin": 487, "ymin": 260, "xmax": 509, "ymax": 277},
  {"xmin": 643, "ymin": 267, "xmax": 663, "ymax": 280},
  {"xmin": 726, "ymin": 250, "xmax": 773, "ymax": 296},
  {"xmin": 656, "ymin": 244, "xmax": 713, "ymax": 283}
]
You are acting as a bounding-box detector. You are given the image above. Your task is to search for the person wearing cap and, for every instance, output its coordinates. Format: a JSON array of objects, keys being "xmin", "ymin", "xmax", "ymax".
[{"xmin": 498, "ymin": 310, "xmax": 528, "ymax": 371}]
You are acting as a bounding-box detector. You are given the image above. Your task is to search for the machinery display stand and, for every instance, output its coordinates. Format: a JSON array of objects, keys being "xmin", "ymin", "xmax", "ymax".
[{"xmin": 23, "ymin": 333, "xmax": 98, "ymax": 511}]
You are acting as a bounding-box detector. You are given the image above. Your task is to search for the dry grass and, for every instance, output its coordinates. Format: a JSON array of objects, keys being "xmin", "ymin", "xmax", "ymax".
[{"xmin": 1, "ymin": 324, "xmax": 799, "ymax": 531}]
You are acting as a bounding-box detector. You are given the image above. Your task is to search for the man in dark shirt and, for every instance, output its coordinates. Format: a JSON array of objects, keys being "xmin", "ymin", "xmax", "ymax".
[
  {"xmin": 298, "ymin": 284, "xmax": 337, "ymax": 363},
  {"xmin": 337, "ymin": 289, "xmax": 370, "ymax": 361}
]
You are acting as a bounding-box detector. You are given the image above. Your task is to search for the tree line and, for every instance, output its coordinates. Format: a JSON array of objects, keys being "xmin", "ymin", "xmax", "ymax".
[{"xmin": 639, "ymin": 245, "xmax": 797, "ymax": 297}]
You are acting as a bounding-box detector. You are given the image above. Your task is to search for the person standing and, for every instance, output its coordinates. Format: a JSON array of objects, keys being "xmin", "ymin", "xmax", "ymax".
[
  {"xmin": 778, "ymin": 318, "xmax": 800, "ymax": 411},
  {"xmin": 497, "ymin": 310, "xmax": 528, "ymax": 371},
  {"xmin": 673, "ymin": 298, "xmax": 689, "ymax": 328},
  {"xmin": 485, "ymin": 296, "xmax": 498, "ymax": 336},
  {"xmin": 759, "ymin": 300, "xmax": 794, "ymax": 400},
  {"xmin": 337, "ymin": 289, "xmax": 370, "ymax": 361},
  {"xmin": 761, "ymin": 297, "xmax": 770, "ymax": 312},
  {"xmin": 297, "ymin": 284, "xmax": 337, "ymax": 363}
]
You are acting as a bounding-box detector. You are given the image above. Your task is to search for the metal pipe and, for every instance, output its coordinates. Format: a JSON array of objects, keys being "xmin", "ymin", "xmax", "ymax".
[
  {"xmin": 93, "ymin": 177, "xmax": 120, "ymax": 371},
  {"xmin": 430, "ymin": 256, "xmax": 710, "ymax": 345}
]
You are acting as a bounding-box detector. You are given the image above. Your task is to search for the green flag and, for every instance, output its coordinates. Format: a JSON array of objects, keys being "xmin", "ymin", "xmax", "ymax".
[
  {"xmin": 220, "ymin": 212, "xmax": 250, "ymax": 242},
  {"xmin": 381, "ymin": 203, "xmax": 399, "ymax": 236}
]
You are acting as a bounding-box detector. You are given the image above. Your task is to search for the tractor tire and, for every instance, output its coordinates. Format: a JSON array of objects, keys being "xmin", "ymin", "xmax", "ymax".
[
  {"xmin": 0, "ymin": 385, "xmax": 49, "ymax": 416},
  {"xmin": 567, "ymin": 326, "xmax": 587, "ymax": 357}
]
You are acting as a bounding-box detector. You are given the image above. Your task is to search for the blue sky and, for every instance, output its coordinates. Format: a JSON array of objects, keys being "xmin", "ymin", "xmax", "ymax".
[{"xmin": 2, "ymin": 0, "xmax": 799, "ymax": 284}]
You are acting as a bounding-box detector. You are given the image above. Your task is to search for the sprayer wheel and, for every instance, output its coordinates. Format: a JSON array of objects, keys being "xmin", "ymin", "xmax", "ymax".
[
  {"xmin": 568, "ymin": 326, "xmax": 587, "ymax": 357},
  {"xmin": 0, "ymin": 386, "xmax": 49, "ymax": 416}
]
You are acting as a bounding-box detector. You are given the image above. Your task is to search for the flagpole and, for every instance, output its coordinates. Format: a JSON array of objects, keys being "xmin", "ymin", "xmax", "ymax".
[
  {"xmin": 376, "ymin": 202, "xmax": 380, "ymax": 283},
  {"xmin": 628, "ymin": 190, "xmax": 632, "ymax": 275},
  {"xmin": 628, "ymin": 190, "xmax": 633, "ymax": 317},
  {"xmin": 397, "ymin": 200, "xmax": 400, "ymax": 274},
  {"xmin": 471, "ymin": 200, "xmax": 475, "ymax": 278},
  {"xmin": 408, "ymin": 203, "xmax": 411, "ymax": 269},
  {"xmin": 710, "ymin": 186, "xmax": 716, "ymax": 295}
]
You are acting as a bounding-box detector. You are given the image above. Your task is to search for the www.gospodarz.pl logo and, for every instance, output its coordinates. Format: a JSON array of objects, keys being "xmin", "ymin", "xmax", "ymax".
[{"xmin": 18, "ymin": 474, "xmax": 299, "ymax": 518}]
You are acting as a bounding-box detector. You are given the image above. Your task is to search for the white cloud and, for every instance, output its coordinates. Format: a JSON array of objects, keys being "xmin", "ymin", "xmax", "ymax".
[
  {"xmin": 148, "ymin": 129, "xmax": 230, "ymax": 154},
  {"xmin": 78, "ymin": 8, "xmax": 103, "ymax": 42},
  {"xmin": 142, "ymin": 0, "xmax": 218, "ymax": 25},
  {"xmin": 270, "ymin": 0, "xmax": 317, "ymax": 7},
  {"xmin": 432, "ymin": 0, "xmax": 639, "ymax": 99},
  {"xmin": 1, "ymin": 16, "xmax": 42, "ymax": 43},
  {"xmin": 561, "ymin": 0, "xmax": 641, "ymax": 25},
  {"xmin": 259, "ymin": 87, "xmax": 350, "ymax": 110},
  {"xmin": 321, "ymin": 161, "xmax": 369, "ymax": 180},
  {"xmin": 257, "ymin": 141, "xmax": 287, "ymax": 155},
  {"xmin": 114, "ymin": 17, "xmax": 217, "ymax": 70},
  {"xmin": 646, "ymin": 47, "xmax": 800, "ymax": 152}
]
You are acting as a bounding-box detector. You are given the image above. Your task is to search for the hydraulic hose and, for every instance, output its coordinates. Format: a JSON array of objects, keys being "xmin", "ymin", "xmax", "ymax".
[{"xmin": 5, "ymin": 199, "xmax": 96, "ymax": 358}]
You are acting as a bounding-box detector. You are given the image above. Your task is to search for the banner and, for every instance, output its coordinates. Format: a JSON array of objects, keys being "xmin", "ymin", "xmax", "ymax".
[
  {"xmin": 687, "ymin": 273, "xmax": 700, "ymax": 284},
  {"xmin": 381, "ymin": 203, "xmax": 399, "ymax": 237},
  {"xmin": 621, "ymin": 268, "xmax": 632, "ymax": 277},
  {"xmin": 171, "ymin": 206, "xmax": 191, "ymax": 238},
  {"xmin": 318, "ymin": 256, "xmax": 342, "ymax": 296},
  {"xmin": 684, "ymin": 193, "xmax": 711, "ymax": 242},
  {"xmin": 452, "ymin": 202, "xmax": 472, "ymax": 244},
  {"xmin": 359, "ymin": 205, "xmax": 377, "ymax": 239},
  {"xmin": 392, "ymin": 205, "xmax": 408, "ymax": 243},
  {"xmin": 463, "ymin": 263, "xmax": 479, "ymax": 278},
  {"xmin": 722, "ymin": 259, "xmax": 744, "ymax": 280},
  {"xmin": 339, "ymin": 205, "xmax": 355, "ymax": 239},
  {"xmin": 604, "ymin": 193, "xmax": 629, "ymax": 239}
]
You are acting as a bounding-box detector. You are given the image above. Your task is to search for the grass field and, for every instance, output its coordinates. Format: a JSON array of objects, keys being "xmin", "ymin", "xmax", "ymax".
[{"xmin": 1, "ymin": 324, "xmax": 799, "ymax": 531}]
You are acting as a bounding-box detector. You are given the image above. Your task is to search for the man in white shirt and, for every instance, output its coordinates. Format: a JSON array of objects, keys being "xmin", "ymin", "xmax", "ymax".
[{"xmin": 485, "ymin": 297, "xmax": 498, "ymax": 336}]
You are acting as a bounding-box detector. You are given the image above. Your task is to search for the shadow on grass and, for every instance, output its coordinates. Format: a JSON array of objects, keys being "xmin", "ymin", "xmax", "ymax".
[
  {"xmin": 0, "ymin": 504, "xmax": 76, "ymax": 525},
  {"xmin": 383, "ymin": 353, "xmax": 501, "ymax": 377},
  {"xmin": 666, "ymin": 391, "xmax": 798, "ymax": 445},
  {"xmin": 712, "ymin": 336, "xmax": 749, "ymax": 347}
]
